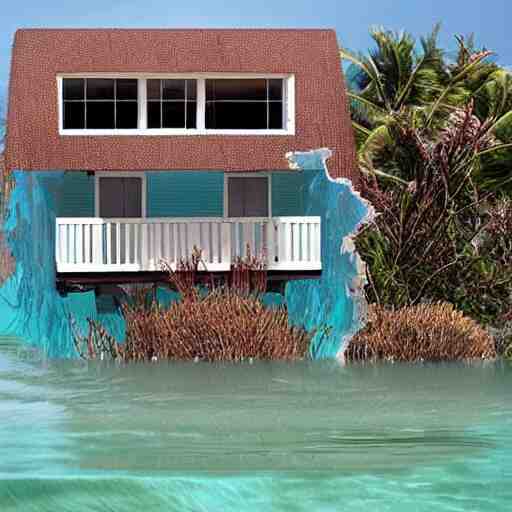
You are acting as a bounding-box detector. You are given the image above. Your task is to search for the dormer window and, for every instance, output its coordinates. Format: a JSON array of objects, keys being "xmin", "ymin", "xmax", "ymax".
[
  {"xmin": 206, "ymin": 79, "xmax": 283, "ymax": 130},
  {"xmin": 59, "ymin": 75, "xmax": 294, "ymax": 135},
  {"xmin": 63, "ymin": 78, "xmax": 138, "ymax": 130},
  {"xmin": 147, "ymin": 79, "xmax": 197, "ymax": 129}
]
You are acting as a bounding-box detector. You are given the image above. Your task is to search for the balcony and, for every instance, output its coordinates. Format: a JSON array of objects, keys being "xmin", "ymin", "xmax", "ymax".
[{"xmin": 55, "ymin": 217, "xmax": 322, "ymax": 278}]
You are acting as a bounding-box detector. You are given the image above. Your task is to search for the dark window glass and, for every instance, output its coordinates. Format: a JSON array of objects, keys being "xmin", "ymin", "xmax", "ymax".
[
  {"xmin": 147, "ymin": 79, "xmax": 197, "ymax": 129},
  {"xmin": 162, "ymin": 102, "xmax": 185, "ymax": 128},
  {"xmin": 268, "ymin": 79, "xmax": 283, "ymax": 101},
  {"xmin": 62, "ymin": 78, "xmax": 139, "ymax": 130},
  {"xmin": 87, "ymin": 79, "xmax": 115, "ymax": 100},
  {"xmin": 186, "ymin": 79, "xmax": 197, "ymax": 101},
  {"xmin": 187, "ymin": 101, "xmax": 197, "ymax": 129},
  {"xmin": 205, "ymin": 78, "xmax": 284, "ymax": 130},
  {"xmin": 162, "ymin": 79, "xmax": 185, "ymax": 100},
  {"xmin": 63, "ymin": 102, "xmax": 85, "ymax": 129},
  {"xmin": 269, "ymin": 102, "xmax": 283, "ymax": 129},
  {"xmin": 206, "ymin": 102, "xmax": 267, "ymax": 130},
  {"xmin": 147, "ymin": 79, "xmax": 161, "ymax": 100},
  {"xmin": 63, "ymin": 79, "xmax": 84, "ymax": 100},
  {"xmin": 147, "ymin": 102, "xmax": 161, "ymax": 129},
  {"xmin": 116, "ymin": 102, "xmax": 138, "ymax": 129},
  {"xmin": 206, "ymin": 79, "xmax": 267, "ymax": 101},
  {"xmin": 87, "ymin": 102, "xmax": 115, "ymax": 129},
  {"xmin": 116, "ymin": 79, "xmax": 138, "ymax": 100}
]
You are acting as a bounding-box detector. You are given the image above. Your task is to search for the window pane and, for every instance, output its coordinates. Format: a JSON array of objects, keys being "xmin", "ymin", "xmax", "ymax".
[
  {"xmin": 86, "ymin": 102, "xmax": 115, "ymax": 129},
  {"xmin": 162, "ymin": 102, "xmax": 185, "ymax": 128},
  {"xmin": 116, "ymin": 79, "xmax": 138, "ymax": 100},
  {"xmin": 116, "ymin": 102, "xmax": 138, "ymax": 129},
  {"xmin": 147, "ymin": 80, "xmax": 161, "ymax": 100},
  {"xmin": 147, "ymin": 102, "xmax": 161, "ymax": 128},
  {"xmin": 63, "ymin": 78, "xmax": 84, "ymax": 100},
  {"xmin": 268, "ymin": 79, "xmax": 283, "ymax": 101},
  {"xmin": 87, "ymin": 79, "xmax": 115, "ymax": 100},
  {"xmin": 186, "ymin": 101, "xmax": 197, "ymax": 129},
  {"xmin": 162, "ymin": 79, "xmax": 186, "ymax": 100},
  {"xmin": 206, "ymin": 102, "xmax": 267, "ymax": 129},
  {"xmin": 206, "ymin": 79, "xmax": 267, "ymax": 101},
  {"xmin": 186, "ymin": 79, "xmax": 197, "ymax": 100},
  {"xmin": 63, "ymin": 101, "xmax": 85, "ymax": 129},
  {"xmin": 269, "ymin": 102, "xmax": 283, "ymax": 129}
]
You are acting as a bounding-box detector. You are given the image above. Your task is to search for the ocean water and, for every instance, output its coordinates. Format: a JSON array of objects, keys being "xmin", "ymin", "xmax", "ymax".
[{"xmin": 1, "ymin": 336, "xmax": 511, "ymax": 511}]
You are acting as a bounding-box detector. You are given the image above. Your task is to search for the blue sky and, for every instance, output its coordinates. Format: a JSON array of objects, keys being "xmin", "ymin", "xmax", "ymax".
[{"xmin": 0, "ymin": 0, "xmax": 510, "ymax": 113}]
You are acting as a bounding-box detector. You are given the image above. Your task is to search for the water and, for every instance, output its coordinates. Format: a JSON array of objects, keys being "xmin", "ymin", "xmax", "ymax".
[{"xmin": 1, "ymin": 337, "xmax": 511, "ymax": 511}]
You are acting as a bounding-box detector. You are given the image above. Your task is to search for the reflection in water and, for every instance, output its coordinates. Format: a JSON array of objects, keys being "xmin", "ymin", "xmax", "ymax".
[{"xmin": 1, "ymin": 337, "xmax": 512, "ymax": 511}]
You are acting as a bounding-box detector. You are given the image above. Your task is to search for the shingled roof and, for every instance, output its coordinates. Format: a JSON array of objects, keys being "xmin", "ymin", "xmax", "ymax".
[{"xmin": 5, "ymin": 29, "xmax": 357, "ymax": 180}]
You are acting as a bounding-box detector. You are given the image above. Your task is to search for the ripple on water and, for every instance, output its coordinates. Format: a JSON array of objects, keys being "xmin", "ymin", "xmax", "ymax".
[{"xmin": 1, "ymin": 337, "xmax": 512, "ymax": 511}]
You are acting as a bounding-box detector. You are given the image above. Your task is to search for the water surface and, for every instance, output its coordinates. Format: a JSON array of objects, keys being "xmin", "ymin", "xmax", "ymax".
[{"xmin": 1, "ymin": 337, "xmax": 511, "ymax": 511}]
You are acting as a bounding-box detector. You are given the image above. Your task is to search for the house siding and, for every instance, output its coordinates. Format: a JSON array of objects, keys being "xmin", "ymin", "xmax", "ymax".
[
  {"xmin": 147, "ymin": 172, "xmax": 224, "ymax": 217},
  {"xmin": 57, "ymin": 171, "xmax": 307, "ymax": 218},
  {"xmin": 271, "ymin": 172, "xmax": 305, "ymax": 216},
  {"xmin": 57, "ymin": 172, "xmax": 95, "ymax": 217}
]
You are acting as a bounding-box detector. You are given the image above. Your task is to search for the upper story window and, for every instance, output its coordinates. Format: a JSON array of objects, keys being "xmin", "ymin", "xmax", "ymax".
[
  {"xmin": 206, "ymin": 79, "xmax": 283, "ymax": 130},
  {"xmin": 63, "ymin": 78, "xmax": 138, "ymax": 130},
  {"xmin": 59, "ymin": 75, "xmax": 294, "ymax": 135},
  {"xmin": 147, "ymin": 79, "xmax": 196, "ymax": 129}
]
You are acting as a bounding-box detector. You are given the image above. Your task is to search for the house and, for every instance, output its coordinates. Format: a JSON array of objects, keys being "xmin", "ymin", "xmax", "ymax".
[{"xmin": 4, "ymin": 29, "xmax": 357, "ymax": 291}]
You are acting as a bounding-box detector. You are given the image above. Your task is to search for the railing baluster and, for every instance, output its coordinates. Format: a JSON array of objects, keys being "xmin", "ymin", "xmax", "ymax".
[
  {"xmin": 76, "ymin": 223, "xmax": 83, "ymax": 265},
  {"xmin": 292, "ymin": 222, "xmax": 300, "ymax": 262},
  {"xmin": 221, "ymin": 222, "xmax": 231, "ymax": 269},
  {"xmin": 84, "ymin": 223, "xmax": 91, "ymax": 264},
  {"xmin": 265, "ymin": 221, "xmax": 275, "ymax": 266},
  {"xmin": 212, "ymin": 222, "xmax": 219, "ymax": 264},
  {"xmin": 124, "ymin": 224, "xmax": 130, "ymax": 265},
  {"xmin": 140, "ymin": 222, "xmax": 147, "ymax": 270},
  {"xmin": 133, "ymin": 223, "xmax": 139, "ymax": 266},
  {"xmin": 92, "ymin": 223, "xmax": 101, "ymax": 265},
  {"xmin": 59, "ymin": 222, "xmax": 66, "ymax": 265},
  {"xmin": 106, "ymin": 223, "xmax": 112, "ymax": 265},
  {"xmin": 173, "ymin": 223, "xmax": 178, "ymax": 267}
]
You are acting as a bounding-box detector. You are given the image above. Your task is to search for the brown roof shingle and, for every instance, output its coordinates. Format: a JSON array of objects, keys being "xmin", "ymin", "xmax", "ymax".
[{"xmin": 5, "ymin": 29, "xmax": 357, "ymax": 180}]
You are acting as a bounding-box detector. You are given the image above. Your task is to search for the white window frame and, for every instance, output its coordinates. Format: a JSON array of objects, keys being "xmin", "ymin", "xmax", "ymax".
[
  {"xmin": 94, "ymin": 171, "xmax": 147, "ymax": 218},
  {"xmin": 57, "ymin": 73, "xmax": 295, "ymax": 136},
  {"xmin": 223, "ymin": 172, "xmax": 272, "ymax": 218}
]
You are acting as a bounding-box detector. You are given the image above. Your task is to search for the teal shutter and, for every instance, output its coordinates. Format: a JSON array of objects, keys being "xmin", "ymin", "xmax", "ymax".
[
  {"xmin": 271, "ymin": 172, "xmax": 305, "ymax": 216},
  {"xmin": 147, "ymin": 172, "xmax": 224, "ymax": 217},
  {"xmin": 58, "ymin": 172, "xmax": 95, "ymax": 217}
]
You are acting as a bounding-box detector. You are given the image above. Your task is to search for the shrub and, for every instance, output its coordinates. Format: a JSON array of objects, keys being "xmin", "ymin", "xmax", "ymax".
[
  {"xmin": 344, "ymin": 303, "xmax": 496, "ymax": 363},
  {"xmin": 355, "ymin": 105, "xmax": 512, "ymax": 325},
  {"xmin": 73, "ymin": 287, "xmax": 311, "ymax": 362}
]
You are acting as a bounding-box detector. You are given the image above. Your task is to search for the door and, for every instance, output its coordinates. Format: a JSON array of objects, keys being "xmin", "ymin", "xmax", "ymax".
[
  {"xmin": 98, "ymin": 176, "xmax": 143, "ymax": 265},
  {"xmin": 227, "ymin": 176, "xmax": 270, "ymax": 259},
  {"xmin": 227, "ymin": 177, "xmax": 269, "ymax": 217},
  {"xmin": 99, "ymin": 177, "xmax": 142, "ymax": 218}
]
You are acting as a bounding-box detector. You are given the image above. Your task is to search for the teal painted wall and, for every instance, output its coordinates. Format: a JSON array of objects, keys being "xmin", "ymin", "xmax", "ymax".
[
  {"xmin": 271, "ymin": 172, "xmax": 305, "ymax": 216},
  {"xmin": 57, "ymin": 172, "xmax": 95, "ymax": 217},
  {"xmin": 147, "ymin": 172, "xmax": 224, "ymax": 217},
  {"xmin": 57, "ymin": 171, "xmax": 306, "ymax": 218}
]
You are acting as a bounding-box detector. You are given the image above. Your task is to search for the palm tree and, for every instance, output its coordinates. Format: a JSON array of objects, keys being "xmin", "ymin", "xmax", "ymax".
[{"xmin": 340, "ymin": 27, "xmax": 511, "ymax": 186}]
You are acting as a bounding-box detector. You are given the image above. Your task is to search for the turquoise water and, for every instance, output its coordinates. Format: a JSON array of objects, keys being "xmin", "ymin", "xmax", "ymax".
[{"xmin": 1, "ymin": 337, "xmax": 511, "ymax": 511}]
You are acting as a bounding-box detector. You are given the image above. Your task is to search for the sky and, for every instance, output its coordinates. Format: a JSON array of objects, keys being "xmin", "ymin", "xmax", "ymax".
[{"xmin": 0, "ymin": 0, "xmax": 511, "ymax": 113}]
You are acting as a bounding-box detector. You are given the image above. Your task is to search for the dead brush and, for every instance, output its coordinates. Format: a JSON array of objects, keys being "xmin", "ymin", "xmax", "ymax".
[
  {"xmin": 230, "ymin": 244, "xmax": 268, "ymax": 295},
  {"xmin": 345, "ymin": 303, "xmax": 496, "ymax": 363},
  {"xmin": 72, "ymin": 287, "xmax": 310, "ymax": 362}
]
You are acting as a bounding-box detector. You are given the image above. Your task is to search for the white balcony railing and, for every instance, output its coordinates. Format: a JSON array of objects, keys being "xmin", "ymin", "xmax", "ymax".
[{"xmin": 55, "ymin": 217, "xmax": 321, "ymax": 273}]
